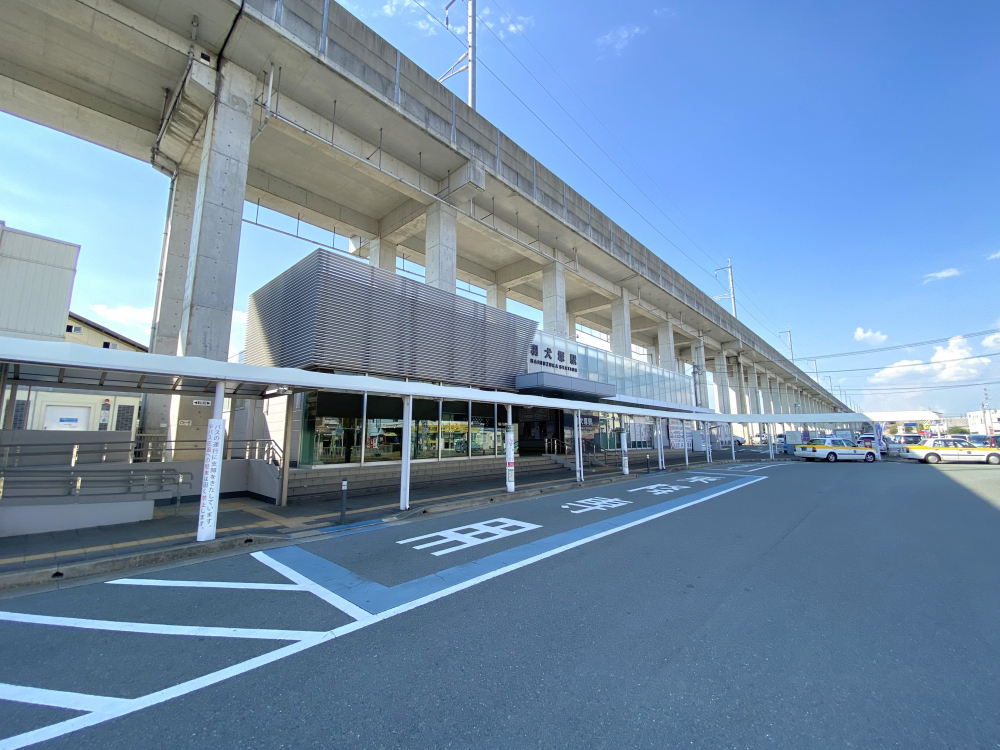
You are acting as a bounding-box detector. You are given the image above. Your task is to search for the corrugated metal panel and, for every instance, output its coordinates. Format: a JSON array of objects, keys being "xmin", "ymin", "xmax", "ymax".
[
  {"xmin": 246, "ymin": 250, "xmax": 539, "ymax": 389},
  {"xmin": 0, "ymin": 229, "xmax": 78, "ymax": 341}
]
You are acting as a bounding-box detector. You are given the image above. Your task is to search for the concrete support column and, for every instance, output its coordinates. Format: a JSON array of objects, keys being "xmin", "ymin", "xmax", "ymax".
[
  {"xmin": 746, "ymin": 366, "xmax": 761, "ymax": 414},
  {"xmin": 424, "ymin": 202, "xmax": 457, "ymax": 294},
  {"xmin": 178, "ymin": 60, "xmax": 256, "ymax": 361},
  {"xmin": 542, "ymin": 261, "xmax": 568, "ymax": 339},
  {"xmin": 713, "ymin": 355, "xmax": 731, "ymax": 414},
  {"xmin": 566, "ymin": 313, "xmax": 577, "ymax": 340},
  {"xmin": 151, "ymin": 171, "xmax": 198, "ymax": 356},
  {"xmin": 691, "ymin": 339, "xmax": 709, "ymax": 409},
  {"xmin": 368, "ymin": 238, "xmax": 397, "ymax": 273},
  {"xmin": 731, "ymin": 359, "xmax": 747, "ymax": 415},
  {"xmin": 610, "ymin": 291, "xmax": 632, "ymax": 358},
  {"xmin": 487, "ymin": 283, "xmax": 507, "ymax": 310},
  {"xmin": 144, "ymin": 170, "xmax": 197, "ymax": 434},
  {"xmin": 657, "ymin": 321, "xmax": 677, "ymax": 372}
]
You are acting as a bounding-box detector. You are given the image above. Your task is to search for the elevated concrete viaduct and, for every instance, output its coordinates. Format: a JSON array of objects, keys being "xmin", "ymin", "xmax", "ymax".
[{"xmin": 0, "ymin": 0, "xmax": 847, "ymax": 431}]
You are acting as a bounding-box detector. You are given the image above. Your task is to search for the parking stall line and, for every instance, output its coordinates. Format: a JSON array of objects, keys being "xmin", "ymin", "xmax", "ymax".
[
  {"xmin": 0, "ymin": 474, "xmax": 765, "ymax": 750},
  {"xmin": 251, "ymin": 551, "xmax": 376, "ymax": 621},
  {"xmin": 106, "ymin": 579, "xmax": 305, "ymax": 592},
  {"xmin": 0, "ymin": 683, "xmax": 130, "ymax": 714},
  {"xmin": 0, "ymin": 611, "xmax": 322, "ymax": 642}
]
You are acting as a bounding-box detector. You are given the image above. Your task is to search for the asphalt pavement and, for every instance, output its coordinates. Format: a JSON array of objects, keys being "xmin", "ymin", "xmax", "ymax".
[{"xmin": 1, "ymin": 459, "xmax": 999, "ymax": 748}]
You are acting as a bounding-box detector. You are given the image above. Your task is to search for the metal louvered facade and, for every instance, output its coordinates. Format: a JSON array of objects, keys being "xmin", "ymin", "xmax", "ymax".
[{"xmin": 245, "ymin": 250, "xmax": 540, "ymax": 390}]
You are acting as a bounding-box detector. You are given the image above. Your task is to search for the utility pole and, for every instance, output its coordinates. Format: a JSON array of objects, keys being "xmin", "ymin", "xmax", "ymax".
[
  {"xmin": 440, "ymin": 0, "xmax": 477, "ymax": 110},
  {"xmin": 984, "ymin": 388, "xmax": 993, "ymax": 438},
  {"xmin": 779, "ymin": 330, "xmax": 794, "ymax": 364},
  {"xmin": 714, "ymin": 260, "xmax": 737, "ymax": 318}
]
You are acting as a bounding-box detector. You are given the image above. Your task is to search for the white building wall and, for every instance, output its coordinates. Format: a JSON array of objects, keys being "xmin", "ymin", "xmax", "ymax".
[{"xmin": 0, "ymin": 222, "xmax": 79, "ymax": 342}]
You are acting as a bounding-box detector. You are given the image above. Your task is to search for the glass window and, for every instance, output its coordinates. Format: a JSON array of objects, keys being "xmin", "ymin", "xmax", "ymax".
[
  {"xmin": 302, "ymin": 392, "xmax": 364, "ymax": 466},
  {"xmin": 441, "ymin": 400, "xmax": 469, "ymax": 458},
  {"xmin": 411, "ymin": 399, "xmax": 439, "ymax": 459},
  {"xmin": 365, "ymin": 395, "xmax": 403, "ymax": 462},
  {"xmin": 471, "ymin": 402, "xmax": 496, "ymax": 456}
]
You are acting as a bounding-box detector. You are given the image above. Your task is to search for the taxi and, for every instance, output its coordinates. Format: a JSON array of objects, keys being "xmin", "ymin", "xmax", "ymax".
[
  {"xmin": 901, "ymin": 438, "xmax": 1000, "ymax": 465},
  {"xmin": 794, "ymin": 437, "xmax": 877, "ymax": 463}
]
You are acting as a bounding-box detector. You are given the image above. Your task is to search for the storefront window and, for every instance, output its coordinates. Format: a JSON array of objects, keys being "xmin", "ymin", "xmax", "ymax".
[
  {"xmin": 471, "ymin": 403, "xmax": 495, "ymax": 456},
  {"xmin": 301, "ymin": 392, "xmax": 363, "ymax": 466},
  {"xmin": 365, "ymin": 395, "xmax": 403, "ymax": 462},
  {"xmin": 411, "ymin": 399, "xmax": 439, "ymax": 459},
  {"xmin": 441, "ymin": 401, "xmax": 469, "ymax": 458}
]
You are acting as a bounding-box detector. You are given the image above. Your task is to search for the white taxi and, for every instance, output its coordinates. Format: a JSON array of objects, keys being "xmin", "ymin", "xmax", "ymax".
[
  {"xmin": 794, "ymin": 437, "xmax": 877, "ymax": 463},
  {"xmin": 902, "ymin": 438, "xmax": 1000, "ymax": 465}
]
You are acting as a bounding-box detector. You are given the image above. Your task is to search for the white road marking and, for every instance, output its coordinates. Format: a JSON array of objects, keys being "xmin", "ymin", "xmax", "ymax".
[
  {"xmin": 560, "ymin": 497, "xmax": 632, "ymax": 514},
  {"xmin": 0, "ymin": 611, "xmax": 321, "ymax": 642},
  {"xmin": 107, "ymin": 579, "xmax": 304, "ymax": 592},
  {"xmin": 685, "ymin": 476, "xmax": 725, "ymax": 484},
  {"xmin": 397, "ymin": 518, "xmax": 541, "ymax": 556},
  {"xmin": 627, "ymin": 484, "xmax": 690, "ymax": 495},
  {"xmin": 0, "ymin": 683, "xmax": 129, "ymax": 713},
  {"xmin": 0, "ymin": 476, "xmax": 765, "ymax": 750},
  {"xmin": 251, "ymin": 551, "xmax": 374, "ymax": 621}
]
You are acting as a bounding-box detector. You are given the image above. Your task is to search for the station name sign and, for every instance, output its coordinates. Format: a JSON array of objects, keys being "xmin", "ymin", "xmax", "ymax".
[{"xmin": 527, "ymin": 343, "xmax": 579, "ymax": 376}]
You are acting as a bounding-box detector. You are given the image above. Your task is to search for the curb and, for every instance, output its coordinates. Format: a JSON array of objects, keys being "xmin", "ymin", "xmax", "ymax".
[{"xmin": 0, "ymin": 533, "xmax": 286, "ymax": 593}]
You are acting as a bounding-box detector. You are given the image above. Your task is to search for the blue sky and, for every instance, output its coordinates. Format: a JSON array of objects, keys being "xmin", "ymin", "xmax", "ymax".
[{"xmin": 0, "ymin": 0, "xmax": 998, "ymax": 416}]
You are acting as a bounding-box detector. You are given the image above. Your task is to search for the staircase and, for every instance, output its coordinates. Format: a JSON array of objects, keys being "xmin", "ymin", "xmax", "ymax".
[{"xmin": 287, "ymin": 455, "xmax": 572, "ymax": 502}]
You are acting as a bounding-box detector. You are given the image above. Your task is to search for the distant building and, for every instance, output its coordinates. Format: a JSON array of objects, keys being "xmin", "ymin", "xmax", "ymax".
[
  {"xmin": 967, "ymin": 409, "xmax": 1000, "ymax": 436},
  {"xmin": 0, "ymin": 221, "xmax": 78, "ymax": 342},
  {"xmin": 65, "ymin": 312, "xmax": 147, "ymax": 352},
  {"xmin": 0, "ymin": 222, "xmax": 142, "ymax": 435}
]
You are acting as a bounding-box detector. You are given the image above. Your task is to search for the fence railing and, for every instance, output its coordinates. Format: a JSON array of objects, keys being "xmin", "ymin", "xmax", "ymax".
[
  {"xmin": 0, "ymin": 467, "xmax": 194, "ymax": 504},
  {"xmin": 0, "ymin": 437, "xmax": 282, "ymax": 469}
]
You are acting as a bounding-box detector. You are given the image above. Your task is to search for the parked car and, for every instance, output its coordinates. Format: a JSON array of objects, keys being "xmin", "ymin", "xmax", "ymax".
[
  {"xmin": 856, "ymin": 433, "xmax": 888, "ymax": 454},
  {"xmin": 732, "ymin": 436, "xmax": 745, "ymax": 446},
  {"xmin": 794, "ymin": 438, "xmax": 878, "ymax": 463},
  {"xmin": 902, "ymin": 438, "xmax": 1000, "ymax": 465},
  {"xmin": 950, "ymin": 434, "xmax": 998, "ymax": 448}
]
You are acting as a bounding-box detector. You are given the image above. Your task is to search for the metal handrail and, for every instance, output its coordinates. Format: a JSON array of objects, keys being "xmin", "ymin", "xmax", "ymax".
[
  {"xmin": 0, "ymin": 467, "xmax": 194, "ymax": 504},
  {"xmin": 0, "ymin": 437, "xmax": 282, "ymax": 468}
]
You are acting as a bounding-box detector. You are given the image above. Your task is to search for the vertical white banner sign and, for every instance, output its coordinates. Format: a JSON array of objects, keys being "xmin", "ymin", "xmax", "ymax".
[
  {"xmin": 196, "ymin": 418, "xmax": 226, "ymax": 542},
  {"xmin": 621, "ymin": 428, "xmax": 629, "ymax": 475},
  {"xmin": 505, "ymin": 424, "xmax": 515, "ymax": 492}
]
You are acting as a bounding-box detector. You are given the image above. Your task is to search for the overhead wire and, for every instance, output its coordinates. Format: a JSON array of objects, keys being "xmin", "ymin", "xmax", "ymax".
[
  {"xmin": 480, "ymin": 0, "xmax": 789, "ymax": 338},
  {"xmin": 802, "ymin": 328, "xmax": 1000, "ymax": 361},
  {"xmin": 409, "ymin": 0, "xmax": 790, "ymax": 346}
]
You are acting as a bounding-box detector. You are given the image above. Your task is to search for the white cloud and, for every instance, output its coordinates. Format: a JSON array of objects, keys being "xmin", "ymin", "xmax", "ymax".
[
  {"xmin": 379, "ymin": 0, "xmax": 416, "ymax": 17},
  {"xmin": 869, "ymin": 358, "xmax": 929, "ymax": 383},
  {"xmin": 869, "ymin": 336, "xmax": 991, "ymax": 384},
  {"xmin": 89, "ymin": 304, "xmax": 153, "ymax": 336},
  {"xmin": 415, "ymin": 18, "xmax": 437, "ymax": 34},
  {"xmin": 497, "ymin": 14, "xmax": 533, "ymax": 37},
  {"xmin": 653, "ymin": 7, "xmax": 677, "ymax": 17},
  {"xmin": 985, "ymin": 320, "xmax": 1000, "ymax": 348},
  {"xmin": 596, "ymin": 25, "xmax": 647, "ymax": 54},
  {"xmin": 988, "ymin": 250, "xmax": 1000, "ymax": 260},
  {"xmin": 922, "ymin": 268, "xmax": 960, "ymax": 284},
  {"xmin": 853, "ymin": 327, "xmax": 887, "ymax": 345}
]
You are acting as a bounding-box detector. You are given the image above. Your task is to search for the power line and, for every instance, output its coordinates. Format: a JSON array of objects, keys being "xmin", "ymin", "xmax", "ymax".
[
  {"xmin": 839, "ymin": 378, "xmax": 1000, "ymax": 394},
  {"xmin": 480, "ymin": 0, "xmax": 789, "ymax": 339},
  {"xmin": 802, "ymin": 329, "xmax": 1000, "ymax": 360},
  {"xmin": 410, "ymin": 0, "xmax": 794, "ymax": 348},
  {"xmin": 815, "ymin": 351, "xmax": 998, "ymax": 375}
]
